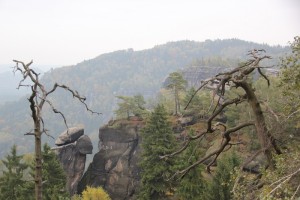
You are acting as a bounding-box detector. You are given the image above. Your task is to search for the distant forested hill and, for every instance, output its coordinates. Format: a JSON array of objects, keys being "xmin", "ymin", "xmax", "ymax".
[
  {"xmin": 0, "ymin": 68, "xmax": 46, "ymax": 105},
  {"xmin": 0, "ymin": 39, "xmax": 289, "ymax": 157}
]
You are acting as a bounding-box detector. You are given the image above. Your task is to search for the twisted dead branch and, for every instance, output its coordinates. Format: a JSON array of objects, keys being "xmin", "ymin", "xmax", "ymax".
[
  {"xmin": 164, "ymin": 49, "xmax": 281, "ymax": 179},
  {"xmin": 13, "ymin": 60, "xmax": 101, "ymax": 200}
]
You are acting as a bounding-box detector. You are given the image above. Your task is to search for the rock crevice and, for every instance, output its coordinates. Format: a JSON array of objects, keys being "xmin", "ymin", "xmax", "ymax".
[{"xmin": 78, "ymin": 120, "xmax": 144, "ymax": 200}]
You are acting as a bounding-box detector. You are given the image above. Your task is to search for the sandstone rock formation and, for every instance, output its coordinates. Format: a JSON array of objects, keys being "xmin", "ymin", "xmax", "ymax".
[
  {"xmin": 55, "ymin": 127, "xmax": 84, "ymax": 146},
  {"xmin": 78, "ymin": 119, "xmax": 144, "ymax": 200},
  {"xmin": 53, "ymin": 127, "xmax": 93, "ymax": 196}
]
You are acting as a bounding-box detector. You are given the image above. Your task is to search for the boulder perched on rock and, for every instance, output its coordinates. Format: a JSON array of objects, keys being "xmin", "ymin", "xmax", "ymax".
[
  {"xmin": 76, "ymin": 135, "xmax": 93, "ymax": 154},
  {"xmin": 53, "ymin": 127, "xmax": 92, "ymax": 196},
  {"xmin": 55, "ymin": 127, "xmax": 84, "ymax": 146},
  {"xmin": 78, "ymin": 119, "xmax": 144, "ymax": 200}
]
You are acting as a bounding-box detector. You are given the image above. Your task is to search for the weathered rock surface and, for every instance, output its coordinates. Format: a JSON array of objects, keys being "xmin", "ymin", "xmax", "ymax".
[
  {"xmin": 53, "ymin": 127, "xmax": 93, "ymax": 196},
  {"xmin": 55, "ymin": 127, "xmax": 84, "ymax": 146},
  {"xmin": 78, "ymin": 120, "xmax": 144, "ymax": 200},
  {"xmin": 76, "ymin": 135, "xmax": 93, "ymax": 154}
]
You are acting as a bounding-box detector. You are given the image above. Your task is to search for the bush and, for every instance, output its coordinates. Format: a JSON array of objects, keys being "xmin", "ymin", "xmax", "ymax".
[{"xmin": 81, "ymin": 186, "xmax": 111, "ymax": 200}]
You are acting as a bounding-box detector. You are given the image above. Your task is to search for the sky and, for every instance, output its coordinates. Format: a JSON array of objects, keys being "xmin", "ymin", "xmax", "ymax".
[{"xmin": 0, "ymin": 0, "xmax": 299, "ymax": 70}]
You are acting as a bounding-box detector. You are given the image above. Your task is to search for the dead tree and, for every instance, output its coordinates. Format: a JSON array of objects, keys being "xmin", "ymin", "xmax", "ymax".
[
  {"xmin": 161, "ymin": 49, "xmax": 281, "ymax": 178},
  {"xmin": 13, "ymin": 60, "xmax": 100, "ymax": 200}
]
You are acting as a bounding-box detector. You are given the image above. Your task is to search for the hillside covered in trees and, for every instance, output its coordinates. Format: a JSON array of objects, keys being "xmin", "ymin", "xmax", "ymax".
[
  {"xmin": 1, "ymin": 37, "xmax": 300, "ymax": 200},
  {"xmin": 0, "ymin": 39, "xmax": 289, "ymax": 158}
]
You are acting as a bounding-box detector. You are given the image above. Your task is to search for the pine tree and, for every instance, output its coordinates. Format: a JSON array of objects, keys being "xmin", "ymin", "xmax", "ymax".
[
  {"xmin": 183, "ymin": 87, "xmax": 202, "ymax": 114},
  {"xmin": 0, "ymin": 145, "xmax": 28, "ymax": 200},
  {"xmin": 280, "ymin": 36, "xmax": 300, "ymax": 130},
  {"xmin": 22, "ymin": 143, "xmax": 69, "ymax": 200},
  {"xmin": 176, "ymin": 138, "xmax": 206, "ymax": 200},
  {"xmin": 139, "ymin": 104, "xmax": 177, "ymax": 200},
  {"xmin": 166, "ymin": 72, "xmax": 187, "ymax": 115},
  {"xmin": 114, "ymin": 94, "xmax": 146, "ymax": 119},
  {"xmin": 206, "ymin": 152, "xmax": 240, "ymax": 200},
  {"xmin": 42, "ymin": 143, "xmax": 69, "ymax": 199}
]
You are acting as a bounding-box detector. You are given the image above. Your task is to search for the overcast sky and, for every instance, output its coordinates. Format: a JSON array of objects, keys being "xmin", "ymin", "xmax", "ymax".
[{"xmin": 0, "ymin": 0, "xmax": 299, "ymax": 69}]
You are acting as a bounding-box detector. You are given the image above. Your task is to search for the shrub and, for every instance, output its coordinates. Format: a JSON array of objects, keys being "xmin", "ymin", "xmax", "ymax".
[{"xmin": 81, "ymin": 186, "xmax": 111, "ymax": 200}]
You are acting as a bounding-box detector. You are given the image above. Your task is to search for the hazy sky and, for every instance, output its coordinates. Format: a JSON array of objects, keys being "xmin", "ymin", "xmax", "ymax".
[{"xmin": 0, "ymin": 0, "xmax": 299, "ymax": 68}]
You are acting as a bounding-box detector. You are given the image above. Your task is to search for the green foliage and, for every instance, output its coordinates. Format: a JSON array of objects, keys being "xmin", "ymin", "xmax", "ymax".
[
  {"xmin": 139, "ymin": 104, "xmax": 178, "ymax": 200},
  {"xmin": 280, "ymin": 36, "xmax": 300, "ymax": 95},
  {"xmin": 176, "ymin": 135, "xmax": 206, "ymax": 200},
  {"xmin": 0, "ymin": 39, "xmax": 289, "ymax": 159},
  {"xmin": 206, "ymin": 152, "xmax": 240, "ymax": 200},
  {"xmin": 233, "ymin": 144, "xmax": 300, "ymax": 200},
  {"xmin": 154, "ymin": 89, "xmax": 175, "ymax": 114},
  {"xmin": 165, "ymin": 72, "xmax": 187, "ymax": 91},
  {"xmin": 223, "ymin": 86, "xmax": 251, "ymax": 126},
  {"xmin": 182, "ymin": 87, "xmax": 201, "ymax": 112},
  {"xmin": 114, "ymin": 94, "xmax": 147, "ymax": 119},
  {"xmin": 71, "ymin": 194, "xmax": 83, "ymax": 200},
  {"xmin": 0, "ymin": 145, "xmax": 28, "ymax": 200},
  {"xmin": 21, "ymin": 143, "xmax": 69, "ymax": 200},
  {"xmin": 279, "ymin": 36, "xmax": 300, "ymax": 128},
  {"xmin": 260, "ymin": 143, "xmax": 300, "ymax": 199},
  {"xmin": 260, "ymin": 145, "xmax": 300, "ymax": 199},
  {"xmin": 165, "ymin": 72, "xmax": 187, "ymax": 115},
  {"xmin": 183, "ymin": 87, "xmax": 211, "ymax": 117},
  {"xmin": 42, "ymin": 143, "xmax": 69, "ymax": 199}
]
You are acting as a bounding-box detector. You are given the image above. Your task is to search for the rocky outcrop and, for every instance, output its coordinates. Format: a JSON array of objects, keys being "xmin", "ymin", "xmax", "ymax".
[
  {"xmin": 78, "ymin": 119, "xmax": 144, "ymax": 200},
  {"xmin": 53, "ymin": 127, "xmax": 93, "ymax": 196},
  {"xmin": 55, "ymin": 127, "xmax": 84, "ymax": 146}
]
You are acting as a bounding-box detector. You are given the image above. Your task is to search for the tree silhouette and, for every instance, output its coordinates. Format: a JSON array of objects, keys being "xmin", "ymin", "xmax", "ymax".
[{"xmin": 13, "ymin": 60, "xmax": 100, "ymax": 200}]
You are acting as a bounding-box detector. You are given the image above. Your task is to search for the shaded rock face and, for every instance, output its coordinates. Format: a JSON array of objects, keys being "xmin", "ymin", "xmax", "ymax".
[
  {"xmin": 78, "ymin": 120, "xmax": 144, "ymax": 200},
  {"xmin": 53, "ymin": 127, "xmax": 93, "ymax": 196},
  {"xmin": 55, "ymin": 127, "xmax": 84, "ymax": 146}
]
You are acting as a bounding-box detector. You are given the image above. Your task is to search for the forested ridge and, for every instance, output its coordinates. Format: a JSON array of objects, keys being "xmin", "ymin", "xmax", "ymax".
[
  {"xmin": 0, "ymin": 39, "xmax": 289, "ymax": 158},
  {"xmin": 0, "ymin": 37, "xmax": 299, "ymax": 199}
]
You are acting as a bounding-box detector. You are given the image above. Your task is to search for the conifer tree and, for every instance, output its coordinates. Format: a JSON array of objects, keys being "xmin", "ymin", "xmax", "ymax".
[
  {"xmin": 42, "ymin": 143, "xmax": 69, "ymax": 199},
  {"xmin": 115, "ymin": 94, "xmax": 146, "ymax": 119},
  {"xmin": 139, "ymin": 104, "xmax": 177, "ymax": 200},
  {"xmin": 183, "ymin": 87, "xmax": 201, "ymax": 110},
  {"xmin": 280, "ymin": 36, "xmax": 300, "ymax": 129},
  {"xmin": 0, "ymin": 145, "xmax": 28, "ymax": 200},
  {"xmin": 166, "ymin": 72, "xmax": 187, "ymax": 115},
  {"xmin": 176, "ymin": 138, "xmax": 206, "ymax": 200},
  {"xmin": 206, "ymin": 152, "xmax": 240, "ymax": 200},
  {"xmin": 22, "ymin": 143, "xmax": 69, "ymax": 200}
]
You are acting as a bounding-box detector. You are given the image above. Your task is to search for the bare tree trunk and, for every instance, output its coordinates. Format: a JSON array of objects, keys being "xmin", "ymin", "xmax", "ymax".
[
  {"xmin": 13, "ymin": 60, "xmax": 100, "ymax": 200},
  {"xmin": 29, "ymin": 88, "xmax": 43, "ymax": 200},
  {"xmin": 34, "ymin": 121, "xmax": 42, "ymax": 200},
  {"xmin": 167, "ymin": 50, "xmax": 282, "ymax": 176},
  {"xmin": 239, "ymin": 81, "xmax": 280, "ymax": 169}
]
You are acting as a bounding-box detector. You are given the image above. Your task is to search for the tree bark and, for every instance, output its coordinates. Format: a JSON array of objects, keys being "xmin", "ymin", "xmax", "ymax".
[
  {"xmin": 174, "ymin": 86, "xmax": 178, "ymax": 115},
  {"xmin": 238, "ymin": 81, "xmax": 280, "ymax": 169},
  {"xmin": 34, "ymin": 121, "xmax": 42, "ymax": 200},
  {"xmin": 13, "ymin": 60, "xmax": 100, "ymax": 200}
]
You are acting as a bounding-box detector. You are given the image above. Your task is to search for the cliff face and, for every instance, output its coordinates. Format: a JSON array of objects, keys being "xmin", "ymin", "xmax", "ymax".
[
  {"xmin": 53, "ymin": 127, "xmax": 93, "ymax": 196},
  {"xmin": 78, "ymin": 119, "xmax": 144, "ymax": 200}
]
